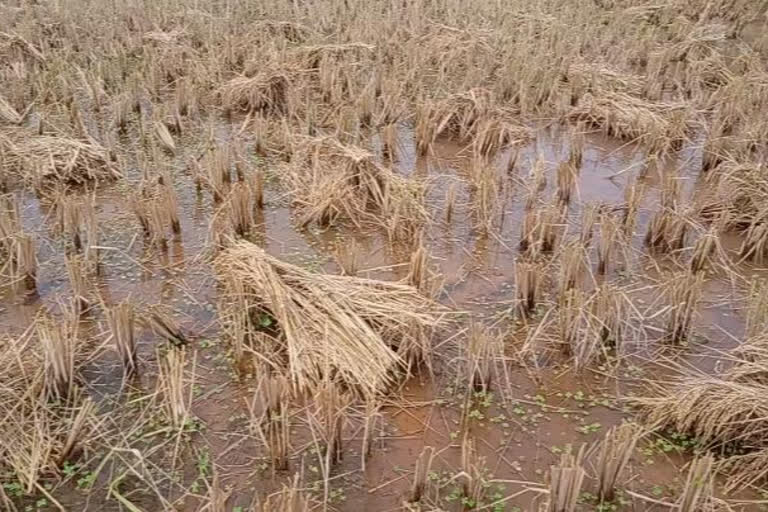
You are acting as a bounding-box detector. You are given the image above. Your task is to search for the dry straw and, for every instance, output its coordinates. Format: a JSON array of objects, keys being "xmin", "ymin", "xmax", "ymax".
[
  {"xmin": 678, "ymin": 455, "xmax": 715, "ymax": 512},
  {"xmin": 664, "ymin": 272, "xmax": 703, "ymax": 344},
  {"xmin": 515, "ymin": 258, "xmax": 541, "ymax": 320},
  {"xmin": 4, "ymin": 135, "xmax": 120, "ymax": 187},
  {"xmin": 559, "ymin": 288, "xmax": 585, "ymax": 359},
  {"xmin": 106, "ymin": 301, "xmax": 137, "ymax": 376},
  {"xmin": 215, "ymin": 241, "xmax": 444, "ymax": 397},
  {"xmin": 548, "ymin": 446, "xmax": 586, "ymax": 512},
  {"xmin": 14, "ymin": 233, "xmax": 37, "ymax": 291},
  {"xmin": 147, "ymin": 307, "xmax": 188, "ymax": 347},
  {"xmin": 38, "ymin": 316, "xmax": 78, "ymax": 401},
  {"xmin": 66, "ymin": 255, "xmax": 89, "ymax": 313},
  {"xmin": 410, "ymin": 446, "xmax": 435, "ymax": 503},
  {"xmin": 157, "ymin": 348, "xmax": 193, "ymax": 429},
  {"xmin": 250, "ymin": 375, "xmax": 291, "ymax": 472},
  {"xmin": 592, "ymin": 423, "xmax": 640, "ymax": 503},
  {"xmin": 287, "ymin": 138, "xmax": 427, "ymax": 242},
  {"xmin": 463, "ymin": 324, "xmax": 501, "ymax": 393}
]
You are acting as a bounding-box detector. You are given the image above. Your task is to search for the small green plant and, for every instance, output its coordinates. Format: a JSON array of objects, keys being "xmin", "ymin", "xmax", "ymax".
[
  {"xmin": 77, "ymin": 472, "xmax": 97, "ymax": 489},
  {"xmin": 62, "ymin": 462, "xmax": 81, "ymax": 477},
  {"xmin": 3, "ymin": 481, "xmax": 23, "ymax": 498},
  {"xmin": 577, "ymin": 422, "xmax": 602, "ymax": 434},
  {"xmin": 642, "ymin": 431, "xmax": 699, "ymax": 456},
  {"xmin": 197, "ymin": 449, "xmax": 211, "ymax": 479}
]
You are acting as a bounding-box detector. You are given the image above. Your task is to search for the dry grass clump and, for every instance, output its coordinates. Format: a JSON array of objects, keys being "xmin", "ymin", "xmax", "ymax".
[
  {"xmin": 469, "ymin": 162, "xmax": 502, "ymax": 234},
  {"xmin": 156, "ymin": 348, "xmax": 194, "ymax": 429},
  {"xmin": 597, "ymin": 211, "xmax": 618, "ymax": 276},
  {"xmin": 591, "ymin": 423, "xmax": 640, "ymax": 503},
  {"xmin": 557, "ymin": 281, "xmax": 628, "ymax": 370},
  {"xmin": 558, "ymin": 241, "xmax": 587, "ymax": 298},
  {"xmin": 438, "ymin": 89, "xmax": 529, "ymax": 150},
  {"xmin": 334, "ymin": 239, "xmax": 360, "ymax": 276},
  {"xmin": 215, "ymin": 241, "xmax": 445, "ymax": 397},
  {"xmin": 258, "ymin": 474, "xmax": 311, "ymax": 511},
  {"xmin": 0, "ymin": 193, "xmax": 21, "ymax": 251},
  {"xmin": 663, "ymin": 272, "xmax": 703, "ymax": 344},
  {"xmin": 548, "ymin": 446, "xmax": 586, "ymax": 512},
  {"xmin": 12, "ymin": 233, "xmax": 37, "ymax": 292},
  {"xmin": 636, "ymin": 346, "xmax": 768, "ymax": 492},
  {"xmin": 307, "ymin": 381, "xmax": 350, "ymax": 468},
  {"xmin": 0, "ymin": 388, "xmax": 96, "ymax": 496},
  {"xmin": 105, "ymin": 301, "xmax": 137, "ymax": 376},
  {"xmin": 520, "ymin": 201, "xmax": 563, "ymax": 256},
  {"xmin": 746, "ymin": 280, "xmax": 768, "ymax": 339},
  {"xmin": 38, "ymin": 316, "xmax": 78, "ymax": 401},
  {"xmin": 414, "ymin": 89, "xmax": 530, "ymax": 157},
  {"xmin": 218, "ymin": 71, "xmax": 292, "ymax": 116},
  {"xmin": 406, "ymin": 241, "xmax": 442, "ymax": 298},
  {"xmin": 287, "ymin": 138, "xmax": 427, "ymax": 241},
  {"xmin": 228, "ymin": 181, "xmax": 255, "ymax": 237},
  {"xmin": 4, "ymin": 135, "xmax": 120, "ymax": 188},
  {"xmin": 678, "ymin": 455, "xmax": 716, "ymax": 512},
  {"xmin": 0, "ymin": 94, "xmax": 23, "ymax": 125},
  {"xmin": 129, "ymin": 176, "xmax": 182, "ymax": 250},
  {"xmin": 514, "ymin": 257, "xmax": 542, "ymax": 320},
  {"xmin": 461, "ymin": 324, "xmax": 502, "ymax": 393},
  {"xmin": 556, "ymin": 162, "xmax": 578, "ymax": 206},
  {"xmin": 153, "ymin": 119, "xmax": 176, "ymax": 154},
  {"xmin": 249, "ymin": 375, "xmax": 291, "ymax": 472},
  {"xmin": 569, "ymin": 91, "xmax": 688, "ymax": 150},
  {"xmin": 699, "ymin": 160, "xmax": 768, "ymax": 262},
  {"xmin": 559, "ymin": 288, "xmax": 586, "ymax": 359}
]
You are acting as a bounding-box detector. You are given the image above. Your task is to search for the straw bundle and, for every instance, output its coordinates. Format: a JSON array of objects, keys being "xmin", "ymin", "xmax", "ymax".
[
  {"xmin": 4, "ymin": 135, "xmax": 120, "ymax": 186},
  {"xmin": 215, "ymin": 241, "xmax": 445, "ymax": 397}
]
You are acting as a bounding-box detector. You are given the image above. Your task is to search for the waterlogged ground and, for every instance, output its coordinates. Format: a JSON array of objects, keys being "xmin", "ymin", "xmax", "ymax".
[{"xmin": 2, "ymin": 121, "xmax": 766, "ymax": 511}]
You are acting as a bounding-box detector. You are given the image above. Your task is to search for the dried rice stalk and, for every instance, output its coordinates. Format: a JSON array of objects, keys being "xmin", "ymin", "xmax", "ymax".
[
  {"xmin": 593, "ymin": 423, "xmax": 640, "ymax": 502},
  {"xmin": 13, "ymin": 233, "xmax": 36, "ymax": 291},
  {"xmin": 0, "ymin": 94, "xmax": 22, "ymax": 124},
  {"xmin": 250, "ymin": 375, "xmax": 291, "ymax": 472},
  {"xmin": 410, "ymin": 446, "xmax": 435, "ymax": 503},
  {"xmin": 215, "ymin": 241, "xmax": 444, "ymax": 397},
  {"xmin": 147, "ymin": 307, "xmax": 188, "ymax": 347},
  {"xmin": 308, "ymin": 381, "xmax": 349, "ymax": 467},
  {"xmin": 287, "ymin": 138, "xmax": 427, "ymax": 242},
  {"xmin": 678, "ymin": 455, "xmax": 715, "ymax": 512},
  {"xmin": 559, "ymin": 288, "xmax": 586, "ymax": 358},
  {"xmin": 746, "ymin": 280, "xmax": 768, "ymax": 339},
  {"xmin": 219, "ymin": 72, "xmax": 291, "ymax": 115},
  {"xmin": 157, "ymin": 348, "xmax": 192, "ymax": 429},
  {"xmin": 106, "ymin": 302, "xmax": 137, "ymax": 376},
  {"xmin": 463, "ymin": 324, "xmax": 501, "ymax": 393},
  {"xmin": 570, "ymin": 91, "xmax": 687, "ymax": 149},
  {"xmin": 5, "ymin": 136, "xmax": 120, "ymax": 187},
  {"xmin": 636, "ymin": 377, "xmax": 768, "ymax": 449},
  {"xmin": 515, "ymin": 258, "xmax": 541, "ymax": 319},
  {"xmin": 548, "ymin": 446, "xmax": 586, "ymax": 512},
  {"xmin": 153, "ymin": 120, "xmax": 176, "ymax": 154},
  {"xmin": 664, "ymin": 272, "xmax": 703, "ymax": 344},
  {"xmin": 66, "ymin": 255, "xmax": 89, "ymax": 313},
  {"xmin": 259, "ymin": 473, "xmax": 310, "ymax": 511},
  {"xmin": 38, "ymin": 317, "xmax": 77, "ymax": 401}
]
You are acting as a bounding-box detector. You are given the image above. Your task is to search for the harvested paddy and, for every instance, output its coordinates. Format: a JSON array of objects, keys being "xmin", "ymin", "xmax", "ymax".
[{"xmin": 1, "ymin": 1, "xmax": 768, "ymax": 511}]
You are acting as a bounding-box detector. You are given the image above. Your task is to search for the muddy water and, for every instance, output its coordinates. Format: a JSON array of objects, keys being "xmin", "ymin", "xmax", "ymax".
[{"xmin": 1, "ymin": 121, "xmax": 765, "ymax": 511}]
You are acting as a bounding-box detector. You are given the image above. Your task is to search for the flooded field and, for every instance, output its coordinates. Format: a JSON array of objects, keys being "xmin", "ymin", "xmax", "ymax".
[{"xmin": 2, "ymin": 1, "xmax": 768, "ymax": 511}]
